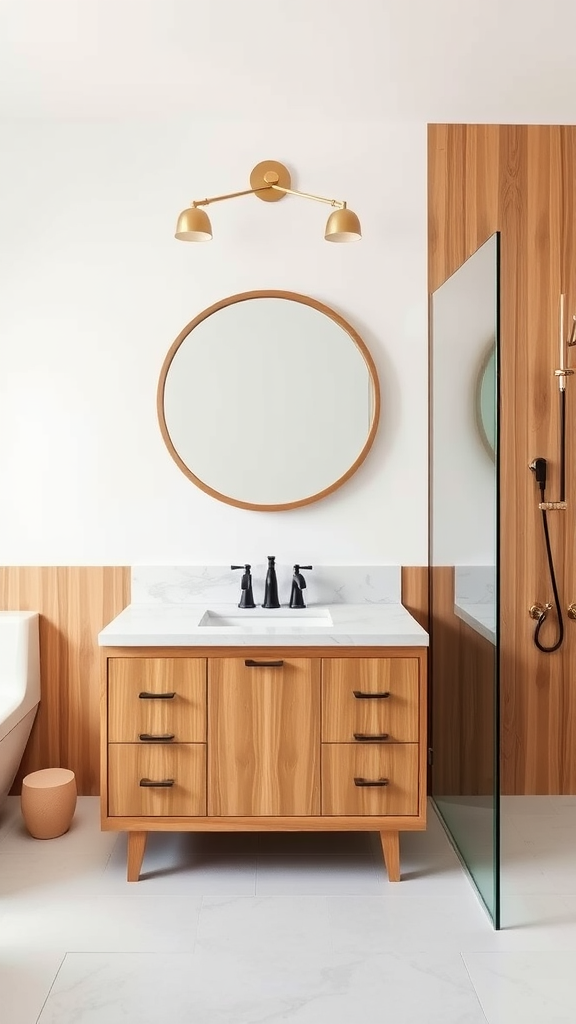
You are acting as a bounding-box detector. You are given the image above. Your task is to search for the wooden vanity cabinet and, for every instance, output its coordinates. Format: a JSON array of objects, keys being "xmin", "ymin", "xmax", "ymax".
[{"xmin": 100, "ymin": 646, "xmax": 427, "ymax": 884}]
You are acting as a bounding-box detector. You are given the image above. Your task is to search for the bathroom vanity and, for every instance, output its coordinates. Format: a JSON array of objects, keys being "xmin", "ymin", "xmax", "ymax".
[{"xmin": 98, "ymin": 596, "xmax": 428, "ymax": 884}]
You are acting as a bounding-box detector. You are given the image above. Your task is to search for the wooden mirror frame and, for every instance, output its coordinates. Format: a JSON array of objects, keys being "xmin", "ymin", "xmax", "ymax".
[{"xmin": 157, "ymin": 290, "xmax": 381, "ymax": 511}]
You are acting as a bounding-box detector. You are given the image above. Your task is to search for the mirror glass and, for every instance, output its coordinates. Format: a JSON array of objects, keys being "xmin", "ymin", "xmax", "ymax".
[
  {"xmin": 158, "ymin": 291, "xmax": 380, "ymax": 510},
  {"xmin": 477, "ymin": 345, "xmax": 496, "ymax": 457},
  {"xmin": 429, "ymin": 233, "xmax": 500, "ymax": 927}
]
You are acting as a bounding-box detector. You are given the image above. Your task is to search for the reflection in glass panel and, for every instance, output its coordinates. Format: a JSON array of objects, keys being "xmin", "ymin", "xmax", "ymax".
[{"xmin": 429, "ymin": 233, "xmax": 500, "ymax": 927}]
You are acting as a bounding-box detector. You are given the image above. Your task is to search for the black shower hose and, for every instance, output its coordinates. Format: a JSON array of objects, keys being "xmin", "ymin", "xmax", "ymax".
[{"xmin": 534, "ymin": 507, "xmax": 564, "ymax": 653}]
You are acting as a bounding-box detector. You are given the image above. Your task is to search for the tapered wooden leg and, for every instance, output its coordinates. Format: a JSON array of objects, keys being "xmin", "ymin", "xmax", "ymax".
[
  {"xmin": 127, "ymin": 831, "xmax": 148, "ymax": 882},
  {"xmin": 380, "ymin": 830, "xmax": 400, "ymax": 882}
]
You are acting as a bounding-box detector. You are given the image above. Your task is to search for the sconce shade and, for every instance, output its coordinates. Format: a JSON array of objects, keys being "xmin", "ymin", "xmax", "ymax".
[
  {"xmin": 175, "ymin": 206, "xmax": 213, "ymax": 241},
  {"xmin": 324, "ymin": 207, "xmax": 362, "ymax": 243}
]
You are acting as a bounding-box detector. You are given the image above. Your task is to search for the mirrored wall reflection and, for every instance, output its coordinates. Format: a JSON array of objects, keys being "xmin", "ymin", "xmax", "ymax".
[{"xmin": 429, "ymin": 233, "xmax": 500, "ymax": 927}]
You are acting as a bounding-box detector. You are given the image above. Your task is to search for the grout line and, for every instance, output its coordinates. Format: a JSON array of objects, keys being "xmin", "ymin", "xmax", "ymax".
[
  {"xmin": 34, "ymin": 953, "xmax": 67, "ymax": 1024},
  {"xmin": 459, "ymin": 953, "xmax": 491, "ymax": 1024}
]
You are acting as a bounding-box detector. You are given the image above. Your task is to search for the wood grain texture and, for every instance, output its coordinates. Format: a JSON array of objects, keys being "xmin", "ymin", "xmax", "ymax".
[
  {"xmin": 0, "ymin": 566, "xmax": 130, "ymax": 795},
  {"xmin": 108, "ymin": 658, "xmax": 206, "ymax": 742},
  {"xmin": 401, "ymin": 566, "xmax": 429, "ymax": 631},
  {"xmin": 127, "ymin": 831, "xmax": 148, "ymax": 882},
  {"xmin": 321, "ymin": 743, "xmax": 419, "ymax": 816},
  {"xmin": 430, "ymin": 567, "xmax": 496, "ymax": 797},
  {"xmin": 102, "ymin": 814, "xmax": 426, "ymax": 832},
  {"xmin": 429, "ymin": 124, "xmax": 576, "ymax": 794},
  {"xmin": 380, "ymin": 831, "xmax": 401, "ymax": 882},
  {"xmin": 207, "ymin": 657, "xmax": 321, "ymax": 816},
  {"xmin": 321, "ymin": 657, "xmax": 419, "ymax": 742},
  {"xmin": 108, "ymin": 743, "xmax": 206, "ymax": 817}
]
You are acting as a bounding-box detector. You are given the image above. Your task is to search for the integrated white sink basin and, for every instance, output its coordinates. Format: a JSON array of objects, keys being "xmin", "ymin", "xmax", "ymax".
[{"xmin": 197, "ymin": 608, "xmax": 333, "ymax": 629}]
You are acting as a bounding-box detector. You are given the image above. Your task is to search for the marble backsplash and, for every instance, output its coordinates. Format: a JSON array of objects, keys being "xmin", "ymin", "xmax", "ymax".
[
  {"xmin": 131, "ymin": 565, "xmax": 402, "ymax": 606},
  {"xmin": 454, "ymin": 565, "xmax": 495, "ymax": 604}
]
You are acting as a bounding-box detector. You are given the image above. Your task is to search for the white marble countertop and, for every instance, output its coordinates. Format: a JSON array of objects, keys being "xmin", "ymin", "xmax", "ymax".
[
  {"xmin": 98, "ymin": 602, "xmax": 429, "ymax": 648},
  {"xmin": 453, "ymin": 600, "xmax": 496, "ymax": 646}
]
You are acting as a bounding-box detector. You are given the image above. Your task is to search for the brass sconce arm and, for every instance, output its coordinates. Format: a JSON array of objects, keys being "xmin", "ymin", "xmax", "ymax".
[
  {"xmin": 269, "ymin": 183, "xmax": 346, "ymax": 210},
  {"xmin": 191, "ymin": 186, "xmax": 271, "ymax": 208}
]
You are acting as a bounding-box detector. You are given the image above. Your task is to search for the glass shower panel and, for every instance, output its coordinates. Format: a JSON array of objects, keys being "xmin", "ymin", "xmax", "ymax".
[{"xmin": 429, "ymin": 233, "xmax": 500, "ymax": 927}]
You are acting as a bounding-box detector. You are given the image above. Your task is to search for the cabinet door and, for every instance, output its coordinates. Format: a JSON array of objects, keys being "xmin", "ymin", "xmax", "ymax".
[
  {"xmin": 208, "ymin": 657, "xmax": 320, "ymax": 816},
  {"xmin": 108, "ymin": 658, "xmax": 206, "ymax": 742}
]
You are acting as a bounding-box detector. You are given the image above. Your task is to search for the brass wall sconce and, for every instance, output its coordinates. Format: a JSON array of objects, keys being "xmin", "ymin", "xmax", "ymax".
[{"xmin": 175, "ymin": 160, "xmax": 361, "ymax": 243}]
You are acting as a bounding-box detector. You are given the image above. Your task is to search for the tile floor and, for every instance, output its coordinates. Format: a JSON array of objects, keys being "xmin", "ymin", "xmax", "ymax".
[{"xmin": 1, "ymin": 795, "xmax": 576, "ymax": 1022}]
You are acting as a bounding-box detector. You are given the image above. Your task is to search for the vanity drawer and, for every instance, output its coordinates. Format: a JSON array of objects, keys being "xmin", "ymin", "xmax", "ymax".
[
  {"xmin": 108, "ymin": 658, "xmax": 206, "ymax": 742},
  {"xmin": 321, "ymin": 658, "xmax": 419, "ymax": 742},
  {"xmin": 321, "ymin": 743, "xmax": 418, "ymax": 816},
  {"xmin": 108, "ymin": 743, "xmax": 206, "ymax": 817}
]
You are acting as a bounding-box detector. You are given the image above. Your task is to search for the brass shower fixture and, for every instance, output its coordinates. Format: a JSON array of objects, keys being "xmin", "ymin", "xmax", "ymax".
[{"xmin": 174, "ymin": 161, "xmax": 362, "ymax": 243}]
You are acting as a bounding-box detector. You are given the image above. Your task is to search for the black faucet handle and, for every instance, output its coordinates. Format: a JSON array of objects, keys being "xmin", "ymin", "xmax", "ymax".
[
  {"xmin": 231, "ymin": 564, "xmax": 255, "ymax": 608},
  {"xmin": 294, "ymin": 564, "xmax": 313, "ymax": 572}
]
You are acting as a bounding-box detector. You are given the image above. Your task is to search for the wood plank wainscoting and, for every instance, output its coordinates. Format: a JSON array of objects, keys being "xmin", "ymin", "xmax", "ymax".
[
  {"xmin": 2, "ymin": 566, "xmax": 427, "ymax": 796},
  {"xmin": 0, "ymin": 567, "xmax": 130, "ymax": 795},
  {"xmin": 429, "ymin": 124, "xmax": 576, "ymax": 795}
]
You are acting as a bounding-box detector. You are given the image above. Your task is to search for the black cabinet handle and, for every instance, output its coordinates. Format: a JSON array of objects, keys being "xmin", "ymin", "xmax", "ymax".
[
  {"xmin": 138, "ymin": 733, "xmax": 175, "ymax": 742},
  {"xmin": 244, "ymin": 659, "xmax": 284, "ymax": 668},
  {"xmin": 138, "ymin": 691, "xmax": 176, "ymax": 700},
  {"xmin": 353, "ymin": 733, "xmax": 390, "ymax": 742},
  {"xmin": 353, "ymin": 690, "xmax": 391, "ymax": 699},
  {"xmin": 354, "ymin": 777, "xmax": 390, "ymax": 787},
  {"xmin": 139, "ymin": 778, "xmax": 175, "ymax": 787}
]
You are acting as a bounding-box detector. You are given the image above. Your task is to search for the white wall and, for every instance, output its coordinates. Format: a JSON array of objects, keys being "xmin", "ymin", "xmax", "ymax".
[{"xmin": 0, "ymin": 118, "xmax": 428, "ymax": 565}]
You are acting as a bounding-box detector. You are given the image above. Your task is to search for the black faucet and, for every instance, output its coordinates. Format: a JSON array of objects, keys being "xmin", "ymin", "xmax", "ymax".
[
  {"xmin": 262, "ymin": 555, "xmax": 280, "ymax": 609},
  {"xmin": 231, "ymin": 564, "xmax": 256, "ymax": 608},
  {"xmin": 289, "ymin": 564, "xmax": 313, "ymax": 608}
]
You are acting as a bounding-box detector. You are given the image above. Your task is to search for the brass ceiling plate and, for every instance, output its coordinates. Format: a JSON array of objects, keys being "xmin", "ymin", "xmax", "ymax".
[{"xmin": 250, "ymin": 160, "xmax": 291, "ymax": 202}]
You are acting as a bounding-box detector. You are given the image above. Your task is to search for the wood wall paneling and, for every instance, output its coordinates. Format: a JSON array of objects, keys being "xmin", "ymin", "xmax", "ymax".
[
  {"xmin": 401, "ymin": 566, "xmax": 429, "ymax": 632},
  {"xmin": 0, "ymin": 567, "xmax": 130, "ymax": 795},
  {"xmin": 428, "ymin": 124, "xmax": 576, "ymax": 794}
]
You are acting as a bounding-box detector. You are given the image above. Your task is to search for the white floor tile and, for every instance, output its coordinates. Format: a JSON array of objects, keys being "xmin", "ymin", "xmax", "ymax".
[
  {"xmin": 0, "ymin": 949, "xmax": 65, "ymax": 1024},
  {"xmin": 463, "ymin": 952, "xmax": 576, "ymax": 1023},
  {"xmin": 36, "ymin": 950, "xmax": 488, "ymax": 1024},
  {"xmin": 326, "ymin": 893, "xmax": 497, "ymax": 951},
  {"xmin": 255, "ymin": 852, "xmax": 384, "ymax": 895},
  {"xmin": 499, "ymin": 895, "xmax": 576, "ymax": 946},
  {"xmin": 0, "ymin": 894, "xmax": 202, "ymax": 952},
  {"xmin": 197, "ymin": 895, "xmax": 336, "ymax": 958}
]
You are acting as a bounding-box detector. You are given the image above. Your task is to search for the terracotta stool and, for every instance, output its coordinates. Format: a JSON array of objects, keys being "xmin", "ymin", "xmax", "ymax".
[{"xmin": 21, "ymin": 768, "xmax": 77, "ymax": 839}]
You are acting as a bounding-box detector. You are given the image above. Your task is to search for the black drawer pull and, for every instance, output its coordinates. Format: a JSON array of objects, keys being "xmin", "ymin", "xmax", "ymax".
[
  {"xmin": 354, "ymin": 777, "xmax": 390, "ymax": 787},
  {"xmin": 138, "ymin": 691, "xmax": 176, "ymax": 700},
  {"xmin": 353, "ymin": 690, "xmax": 391, "ymax": 699},
  {"xmin": 138, "ymin": 733, "xmax": 175, "ymax": 742},
  {"xmin": 244, "ymin": 659, "xmax": 284, "ymax": 668},
  {"xmin": 353, "ymin": 733, "xmax": 390, "ymax": 742},
  {"xmin": 139, "ymin": 778, "xmax": 175, "ymax": 788}
]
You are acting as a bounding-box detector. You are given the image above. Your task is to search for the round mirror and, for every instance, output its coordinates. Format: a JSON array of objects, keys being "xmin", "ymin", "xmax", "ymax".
[
  {"xmin": 158, "ymin": 290, "xmax": 380, "ymax": 510},
  {"xmin": 476, "ymin": 343, "xmax": 496, "ymax": 459}
]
